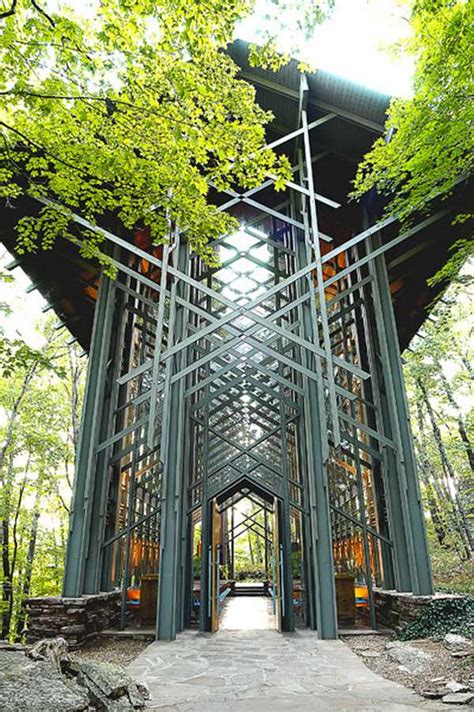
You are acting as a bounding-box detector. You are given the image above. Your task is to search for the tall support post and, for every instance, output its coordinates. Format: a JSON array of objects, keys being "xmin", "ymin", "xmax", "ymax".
[
  {"xmin": 230, "ymin": 505, "xmax": 235, "ymax": 581},
  {"xmin": 296, "ymin": 238, "xmax": 338, "ymax": 639},
  {"xmin": 63, "ymin": 271, "xmax": 116, "ymax": 596},
  {"xmin": 293, "ymin": 120, "xmax": 338, "ymax": 637},
  {"xmin": 349, "ymin": 258, "xmax": 396, "ymax": 590},
  {"xmin": 274, "ymin": 227, "xmax": 295, "ymax": 632},
  {"xmin": 156, "ymin": 241, "xmax": 188, "ymax": 640},
  {"xmin": 369, "ymin": 233, "xmax": 434, "ymax": 594},
  {"xmin": 199, "ymin": 269, "xmax": 213, "ymax": 632},
  {"xmin": 349, "ymin": 246, "xmax": 412, "ymax": 592},
  {"xmin": 176, "ymin": 251, "xmax": 194, "ymax": 634}
]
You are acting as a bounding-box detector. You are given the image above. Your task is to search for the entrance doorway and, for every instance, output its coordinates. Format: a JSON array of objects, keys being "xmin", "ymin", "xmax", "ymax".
[
  {"xmin": 190, "ymin": 481, "xmax": 298, "ymax": 633},
  {"xmin": 210, "ymin": 491, "xmax": 282, "ymax": 633}
]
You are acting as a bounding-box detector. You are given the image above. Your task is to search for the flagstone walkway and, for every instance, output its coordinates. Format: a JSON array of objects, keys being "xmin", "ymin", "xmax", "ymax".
[{"xmin": 128, "ymin": 628, "xmax": 458, "ymax": 712}]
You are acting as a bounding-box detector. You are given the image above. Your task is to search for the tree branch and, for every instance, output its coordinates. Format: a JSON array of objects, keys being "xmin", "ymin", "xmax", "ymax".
[
  {"xmin": 29, "ymin": 0, "xmax": 55, "ymax": 27},
  {"xmin": 0, "ymin": 0, "xmax": 17, "ymax": 20}
]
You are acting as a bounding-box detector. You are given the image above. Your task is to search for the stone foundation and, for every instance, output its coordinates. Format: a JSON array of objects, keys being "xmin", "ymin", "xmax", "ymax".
[
  {"xmin": 374, "ymin": 589, "xmax": 464, "ymax": 631},
  {"xmin": 26, "ymin": 592, "xmax": 121, "ymax": 648}
]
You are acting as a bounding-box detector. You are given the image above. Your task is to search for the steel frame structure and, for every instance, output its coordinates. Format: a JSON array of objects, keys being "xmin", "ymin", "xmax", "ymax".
[{"xmin": 62, "ymin": 74, "xmax": 435, "ymax": 640}]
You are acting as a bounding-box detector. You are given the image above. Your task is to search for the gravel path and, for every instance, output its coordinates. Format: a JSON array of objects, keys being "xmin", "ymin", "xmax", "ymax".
[
  {"xmin": 72, "ymin": 637, "xmax": 150, "ymax": 667},
  {"xmin": 342, "ymin": 634, "xmax": 473, "ymax": 698}
]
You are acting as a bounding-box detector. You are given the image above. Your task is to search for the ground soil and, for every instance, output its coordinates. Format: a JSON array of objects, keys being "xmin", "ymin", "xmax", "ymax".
[
  {"xmin": 342, "ymin": 634, "xmax": 474, "ymax": 697},
  {"xmin": 72, "ymin": 636, "xmax": 150, "ymax": 667}
]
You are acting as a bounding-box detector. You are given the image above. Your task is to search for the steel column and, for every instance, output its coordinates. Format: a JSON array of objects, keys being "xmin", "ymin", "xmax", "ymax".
[
  {"xmin": 369, "ymin": 233, "xmax": 434, "ymax": 594},
  {"xmin": 63, "ymin": 271, "xmax": 116, "ymax": 596}
]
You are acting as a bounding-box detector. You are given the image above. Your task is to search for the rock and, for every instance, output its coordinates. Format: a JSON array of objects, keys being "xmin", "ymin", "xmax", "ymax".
[
  {"xmin": 360, "ymin": 651, "xmax": 381, "ymax": 658},
  {"xmin": 421, "ymin": 689, "xmax": 444, "ymax": 699},
  {"xmin": 442, "ymin": 692, "xmax": 474, "ymax": 705},
  {"xmin": 0, "ymin": 646, "xmax": 148, "ymax": 712},
  {"xmin": 27, "ymin": 636, "xmax": 68, "ymax": 667},
  {"xmin": 420, "ymin": 690, "xmax": 444, "ymax": 700},
  {"xmin": 77, "ymin": 673, "xmax": 134, "ymax": 710},
  {"xmin": 451, "ymin": 650, "xmax": 473, "ymax": 658},
  {"xmin": 385, "ymin": 641, "xmax": 432, "ymax": 675},
  {"xmin": 445, "ymin": 681, "xmax": 469, "ymax": 694},
  {"xmin": 78, "ymin": 674, "xmax": 111, "ymax": 709},
  {"xmin": 0, "ymin": 650, "xmax": 89, "ymax": 711},
  {"xmin": 126, "ymin": 682, "xmax": 147, "ymax": 708},
  {"xmin": 106, "ymin": 697, "xmax": 135, "ymax": 711},
  {"xmin": 61, "ymin": 625, "xmax": 87, "ymax": 636},
  {"xmin": 0, "ymin": 641, "xmax": 26, "ymax": 651},
  {"xmin": 444, "ymin": 634, "xmax": 471, "ymax": 652},
  {"xmin": 76, "ymin": 659, "xmax": 134, "ymax": 698},
  {"xmin": 136, "ymin": 682, "xmax": 149, "ymax": 700}
]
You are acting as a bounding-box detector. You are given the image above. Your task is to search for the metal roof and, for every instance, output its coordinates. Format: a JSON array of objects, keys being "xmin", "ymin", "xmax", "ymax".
[
  {"xmin": 0, "ymin": 40, "xmax": 468, "ymax": 352},
  {"xmin": 228, "ymin": 39, "xmax": 390, "ymax": 135}
]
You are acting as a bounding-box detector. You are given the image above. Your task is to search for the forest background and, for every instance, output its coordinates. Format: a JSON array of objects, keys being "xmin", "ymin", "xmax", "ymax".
[{"xmin": 0, "ymin": 0, "xmax": 472, "ymax": 641}]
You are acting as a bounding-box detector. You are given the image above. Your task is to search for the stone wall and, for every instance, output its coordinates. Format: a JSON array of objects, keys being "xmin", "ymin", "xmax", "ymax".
[
  {"xmin": 374, "ymin": 589, "xmax": 464, "ymax": 631},
  {"xmin": 26, "ymin": 592, "xmax": 121, "ymax": 648}
]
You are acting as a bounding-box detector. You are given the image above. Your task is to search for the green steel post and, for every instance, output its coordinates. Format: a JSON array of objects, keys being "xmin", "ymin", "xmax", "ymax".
[
  {"xmin": 63, "ymin": 272, "xmax": 115, "ymax": 596},
  {"xmin": 369, "ymin": 234, "xmax": 434, "ymax": 594},
  {"xmin": 156, "ymin": 243, "xmax": 187, "ymax": 640},
  {"xmin": 297, "ymin": 239, "xmax": 338, "ymax": 639}
]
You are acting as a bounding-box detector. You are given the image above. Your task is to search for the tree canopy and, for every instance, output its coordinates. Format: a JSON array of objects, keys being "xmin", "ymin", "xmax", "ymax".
[
  {"xmin": 403, "ymin": 278, "xmax": 473, "ymax": 592},
  {"xmin": 0, "ymin": 0, "xmax": 334, "ymax": 266},
  {"xmin": 353, "ymin": 0, "xmax": 473, "ymax": 279}
]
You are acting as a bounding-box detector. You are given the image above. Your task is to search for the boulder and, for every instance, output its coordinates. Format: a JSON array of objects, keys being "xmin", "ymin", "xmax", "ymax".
[
  {"xmin": 360, "ymin": 650, "xmax": 381, "ymax": 658},
  {"xmin": 441, "ymin": 692, "xmax": 474, "ymax": 705},
  {"xmin": 0, "ymin": 650, "xmax": 89, "ymax": 712},
  {"xmin": 420, "ymin": 689, "xmax": 444, "ymax": 699},
  {"xmin": 27, "ymin": 636, "xmax": 68, "ymax": 666},
  {"xmin": 0, "ymin": 641, "xmax": 147, "ymax": 711},
  {"xmin": 75, "ymin": 659, "xmax": 146, "ymax": 710},
  {"xmin": 76, "ymin": 659, "xmax": 133, "ymax": 698},
  {"xmin": 385, "ymin": 641, "xmax": 432, "ymax": 675},
  {"xmin": 445, "ymin": 681, "xmax": 469, "ymax": 694},
  {"xmin": 127, "ymin": 682, "xmax": 148, "ymax": 708},
  {"xmin": 443, "ymin": 634, "xmax": 472, "ymax": 652}
]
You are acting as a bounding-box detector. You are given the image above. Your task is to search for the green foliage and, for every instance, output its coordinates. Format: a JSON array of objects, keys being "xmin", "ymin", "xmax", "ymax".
[
  {"xmin": 428, "ymin": 239, "xmax": 474, "ymax": 288},
  {"xmin": 398, "ymin": 597, "xmax": 474, "ymax": 640},
  {"xmin": 0, "ymin": 337, "xmax": 59, "ymax": 378},
  {"xmin": 193, "ymin": 553, "xmax": 201, "ymax": 579},
  {"xmin": 426, "ymin": 539, "xmax": 474, "ymax": 595},
  {"xmin": 0, "ymin": 0, "xmax": 339, "ymax": 265},
  {"xmin": 353, "ymin": 0, "xmax": 473, "ymax": 273},
  {"xmin": 233, "ymin": 562, "xmax": 267, "ymax": 581},
  {"xmin": 248, "ymin": 0, "xmax": 334, "ymax": 70},
  {"xmin": 0, "ymin": 294, "xmax": 85, "ymax": 640},
  {"xmin": 404, "ymin": 275, "xmax": 473, "ymax": 591}
]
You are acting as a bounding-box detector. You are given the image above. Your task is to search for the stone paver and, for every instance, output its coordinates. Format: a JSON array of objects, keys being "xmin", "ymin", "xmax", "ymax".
[{"xmin": 128, "ymin": 629, "xmax": 461, "ymax": 711}]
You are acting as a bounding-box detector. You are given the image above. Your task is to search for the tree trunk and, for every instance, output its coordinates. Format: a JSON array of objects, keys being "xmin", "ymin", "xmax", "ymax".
[
  {"xmin": 417, "ymin": 379, "xmax": 474, "ymax": 557},
  {"xmin": 67, "ymin": 344, "xmax": 84, "ymax": 457},
  {"xmin": 1, "ymin": 453, "xmax": 15, "ymax": 639},
  {"xmin": 461, "ymin": 356, "xmax": 474, "ymax": 381},
  {"xmin": 16, "ymin": 502, "xmax": 40, "ymax": 639},
  {"xmin": 414, "ymin": 401, "xmax": 452, "ymax": 547},
  {"xmin": 6, "ymin": 473, "xmax": 27, "ymax": 635},
  {"xmin": 254, "ymin": 523, "xmax": 263, "ymax": 565},
  {"xmin": 414, "ymin": 434, "xmax": 447, "ymax": 546},
  {"xmin": 247, "ymin": 527, "xmax": 254, "ymax": 566},
  {"xmin": 435, "ymin": 363, "xmax": 474, "ymax": 472},
  {"xmin": 1, "ymin": 516, "xmax": 11, "ymax": 639},
  {"xmin": 0, "ymin": 365, "xmax": 37, "ymax": 474}
]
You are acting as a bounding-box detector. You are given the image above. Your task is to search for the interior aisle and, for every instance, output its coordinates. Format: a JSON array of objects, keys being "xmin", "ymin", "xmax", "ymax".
[{"xmin": 219, "ymin": 596, "xmax": 275, "ymax": 630}]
